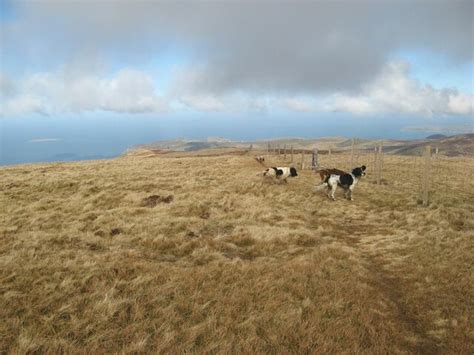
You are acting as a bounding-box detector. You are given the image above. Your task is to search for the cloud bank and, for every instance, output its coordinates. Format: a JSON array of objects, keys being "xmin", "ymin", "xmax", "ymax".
[
  {"xmin": 2, "ymin": 69, "xmax": 167, "ymax": 115},
  {"xmin": 3, "ymin": 61, "xmax": 472, "ymax": 117},
  {"xmin": 322, "ymin": 62, "xmax": 474, "ymax": 116},
  {"xmin": 1, "ymin": 1, "xmax": 472, "ymax": 117}
]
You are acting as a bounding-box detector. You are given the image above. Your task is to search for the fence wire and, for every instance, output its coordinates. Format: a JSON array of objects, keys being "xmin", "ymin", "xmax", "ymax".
[{"xmin": 262, "ymin": 143, "xmax": 474, "ymax": 207}]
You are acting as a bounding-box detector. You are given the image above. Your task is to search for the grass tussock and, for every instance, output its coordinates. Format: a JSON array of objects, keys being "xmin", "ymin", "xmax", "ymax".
[{"xmin": 0, "ymin": 151, "xmax": 473, "ymax": 353}]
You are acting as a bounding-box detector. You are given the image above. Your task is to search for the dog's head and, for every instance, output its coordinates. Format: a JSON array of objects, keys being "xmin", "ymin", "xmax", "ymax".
[
  {"xmin": 290, "ymin": 167, "xmax": 298, "ymax": 177},
  {"xmin": 352, "ymin": 165, "xmax": 366, "ymax": 178}
]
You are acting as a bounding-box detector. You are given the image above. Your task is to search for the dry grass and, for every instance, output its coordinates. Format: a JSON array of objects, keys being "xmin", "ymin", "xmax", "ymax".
[{"xmin": 1, "ymin": 150, "xmax": 473, "ymax": 353}]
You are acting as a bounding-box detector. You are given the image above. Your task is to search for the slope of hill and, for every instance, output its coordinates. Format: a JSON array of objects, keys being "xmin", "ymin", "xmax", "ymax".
[
  {"xmin": 1, "ymin": 150, "xmax": 473, "ymax": 353},
  {"xmin": 134, "ymin": 136, "xmax": 354, "ymax": 152},
  {"xmin": 393, "ymin": 134, "xmax": 474, "ymax": 156},
  {"xmin": 426, "ymin": 134, "xmax": 448, "ymax": 140},
  {"xmin": 133, "ymin": 134, "xmax": 474, "ymax": 156}
]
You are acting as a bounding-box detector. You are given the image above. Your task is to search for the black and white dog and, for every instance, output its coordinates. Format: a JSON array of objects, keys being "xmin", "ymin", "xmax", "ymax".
[
  {"xmin": 316, "ymin": 165, "xmax": 366, "ymax": 200},
  {"xmin": 260, "ymin": 167, "xmax": 298, "ymax": 183},
  {"xmin": 255, "ymin": 156, "xmax": 265, "ymax": 164}
]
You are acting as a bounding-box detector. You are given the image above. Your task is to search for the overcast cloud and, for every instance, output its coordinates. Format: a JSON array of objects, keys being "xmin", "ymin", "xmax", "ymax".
[{"xmin": 1, "ymin": 0, "xmax": 473, "ymax": 116}]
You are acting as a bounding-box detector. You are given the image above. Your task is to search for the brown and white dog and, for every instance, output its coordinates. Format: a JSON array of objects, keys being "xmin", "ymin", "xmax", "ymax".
[{"xmin": 316, "ymin": 168, "xmax": 347, "ymax": 182}]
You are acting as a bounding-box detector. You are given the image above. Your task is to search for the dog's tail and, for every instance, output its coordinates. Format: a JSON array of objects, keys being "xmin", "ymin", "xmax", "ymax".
[{"xmin": 315, "ymin": 182, "xmax": 328, "ymax": 191}]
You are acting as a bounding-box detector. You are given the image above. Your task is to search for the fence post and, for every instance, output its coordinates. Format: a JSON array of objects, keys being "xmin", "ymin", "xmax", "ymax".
[
  {"xmin": 312, "ymin": 148, "xmax": 318, "ymax": 170},
  {"xmin": 301, "ymin": 151, "xmax": 305, "ymax": 170},
  {"xmin": 376, "ymin": 141, "xmax": 383, "ymax": 185},
  {"xmin": 328, "ymin": 147, "xmax": 331, "ymax": 157},
  {"xmin": 373, "ymin": 146, "xmax": 378, "ymax": 180},
  {"xmin": 284, "ymin": 144, "xmax": 287, "ymax": 160},
  {"xmin": 291, "ymin": 146, "xmax": 294, "ymax": 163},
  {"xmin": 277, "ymin": 145, "xmax": 280, "ymax": 156},
  {"xmin": 422, "ymin": 145, "xmax": 431, "ymax": 206},
  {"xmin": 267, "ymin": 143, "xmax": 270, "ymax": 154},
  {"xmin": 435, "ymin": 146, "xmax": 439, "ymax": 159}
]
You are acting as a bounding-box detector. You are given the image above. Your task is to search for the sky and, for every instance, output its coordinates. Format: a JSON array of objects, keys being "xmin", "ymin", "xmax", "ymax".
[{"xmin": 0, "ymin": 0, "xmax": 473, "ymax": 164}]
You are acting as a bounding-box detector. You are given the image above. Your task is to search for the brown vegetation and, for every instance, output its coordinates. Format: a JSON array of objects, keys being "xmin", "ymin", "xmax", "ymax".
[{"xmin": 1, "ymin": 150, "xmax": 473, "ymax": 353}]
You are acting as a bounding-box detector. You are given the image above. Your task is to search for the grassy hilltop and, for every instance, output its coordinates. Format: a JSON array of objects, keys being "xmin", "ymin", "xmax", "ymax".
[{"xmin": 1, "ymin": 149, "xmax": 473, "ymax": 353}]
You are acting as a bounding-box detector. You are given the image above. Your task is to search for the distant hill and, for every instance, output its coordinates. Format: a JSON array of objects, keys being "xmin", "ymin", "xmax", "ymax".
[
  {"xmin": 393, "ymin": 134, "xmax": 474, "ymax": 156},
  {"xmin": 426, "ymin": 134, "xmax": 448, "ymax": 140},
  {"xmin": 133, "ymin": 136, "xmax": 368, "ymax": 153},
  {"xmin": 130, "ymin": 134, "xmax": 474, "ymax": 157}
]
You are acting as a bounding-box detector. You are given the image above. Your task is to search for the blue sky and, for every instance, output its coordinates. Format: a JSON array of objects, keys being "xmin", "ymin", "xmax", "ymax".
[
  {"xmin": 0, "ymin": 0, "xmax": 473, "ymax": 164},
  {"xmin": 394, "ymin": 49, "xmax": 473, "ymax": 94}
]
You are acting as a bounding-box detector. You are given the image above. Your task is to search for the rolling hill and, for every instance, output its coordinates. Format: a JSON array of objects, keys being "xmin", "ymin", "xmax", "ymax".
[{"xmin": 132, "ymin": 134, "xmax": 474, "ymax": 157}]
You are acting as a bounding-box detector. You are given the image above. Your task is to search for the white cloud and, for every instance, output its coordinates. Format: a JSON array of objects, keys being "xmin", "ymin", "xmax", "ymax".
[
  {"xmin": 322, "ymin": 61, "xmax": 474, "ymax": 116},
  {"xmin": 179, "ymin": 95, "xmax": 226, "ymax": 112},
  {"xmin": 2, "ymin": 95, "xmax": 47, "ymax": 116},
  {"xmin": 282, "ymin": 98, "xmax": 316, "ymax": 112},
  {"xmin": 171, "ymin": 60, "xmax": 472, "ymax": 116},
  {"xmin": 448, "ymin": 93, "xmax": 473, "ymax": 115},
  {"xmin": 2, "ymin": 68, "xmax": 168, "ymax": 116},
  {"xmin": 2, "ymin": 61, "xmax": 472, "ymax": 117}
]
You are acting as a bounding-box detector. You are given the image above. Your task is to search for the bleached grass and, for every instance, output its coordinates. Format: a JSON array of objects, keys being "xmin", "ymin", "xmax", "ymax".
[{"xmin": 1, "ymin": 151, "xmax": 473, "ymax": 353}]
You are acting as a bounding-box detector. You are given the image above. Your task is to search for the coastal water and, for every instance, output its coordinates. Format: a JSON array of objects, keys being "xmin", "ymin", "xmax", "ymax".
[{"xmin": 1, "ymin": 112, "xmax": 471, "ymax": 165}]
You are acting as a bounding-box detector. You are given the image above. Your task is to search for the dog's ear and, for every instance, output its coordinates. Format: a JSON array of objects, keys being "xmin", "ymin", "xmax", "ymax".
[
  {"xmin": 290, "ymin": 167, "xmax": 298, "ymax": 177},
  {"xmin": 361, "ymin": 165, "xmax": 366, "ymax": 171}
]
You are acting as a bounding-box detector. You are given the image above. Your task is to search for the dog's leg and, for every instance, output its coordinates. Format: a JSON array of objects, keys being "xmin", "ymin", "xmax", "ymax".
[
  {"xmin": 326, "ymin": 183, "xmax": 332, "ymax": 198},
  {"xmin": 343, "ymin": 188, "xmax": 352, "ymax": 200},
  {"xmin": 330, "ymin": 184, "xmax": 337, "ymax": 200},
  {"xmin": 348, "ymin": 185, "xmax": 354, "ymax": 201}
]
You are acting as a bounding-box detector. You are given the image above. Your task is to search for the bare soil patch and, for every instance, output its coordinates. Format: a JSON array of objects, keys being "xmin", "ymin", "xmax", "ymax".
[{"xmin": 140, "ymin": 194, "xmax": 174, "ymax": 207}]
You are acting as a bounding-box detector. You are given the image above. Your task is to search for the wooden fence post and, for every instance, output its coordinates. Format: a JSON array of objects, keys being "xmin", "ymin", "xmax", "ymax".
[
  {"xmin": 291, "ymin": 146, "xmax": 294, "ymax": 163},
  {"xmin": 373, "ymin": 146, "xmax": 378, "ymax": 176},
  {"xmin": 284, "ymin": 144, "xmax": 287, "ymax": 160},
  {"xmin": 312, "ymin": 148, "xmax": 318, "ymax": 170},
  {"xmin": 277, "ymin": 145, "xmax": 280, "ymax": 156},
  {"xmin": 267, "ymin": 143, "xmax": 270, "ymax": 154},
  {"xmin": 328, "ymin": 148, "xmax": 331, "ymax": 157},
  {"xmin": 376, "ymin": 141, "xmax": 383, "ymax": 185},
  {"xmin": 422, "ymin": 145, "xmax": 431, "ymax": 206},
  {"xmin": 301, "ymin": 151, "xmax": 305, "ymax": 170}
]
